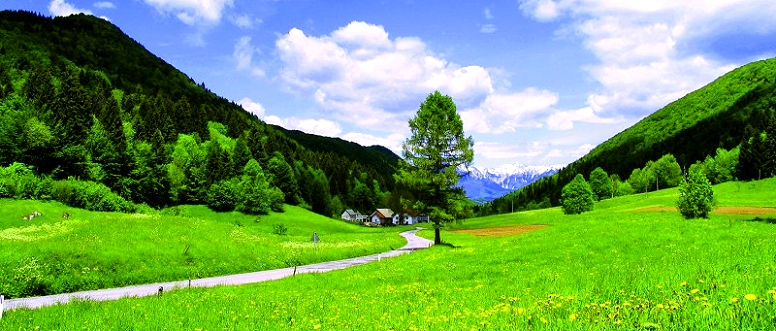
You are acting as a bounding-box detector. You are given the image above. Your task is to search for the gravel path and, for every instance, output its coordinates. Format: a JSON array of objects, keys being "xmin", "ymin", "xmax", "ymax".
[{"xmin": 4, "ymin": 229, "xmax": 432, "ymax": 311}]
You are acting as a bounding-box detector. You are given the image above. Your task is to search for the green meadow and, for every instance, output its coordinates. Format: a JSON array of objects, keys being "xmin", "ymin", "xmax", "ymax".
[
  {"xmin": 3, "ymin": 178, "xmax": 776, "ymax": 330},
  {"xmin": 0, "ymin": 202, "xmax": 406, "ymax": 299}
]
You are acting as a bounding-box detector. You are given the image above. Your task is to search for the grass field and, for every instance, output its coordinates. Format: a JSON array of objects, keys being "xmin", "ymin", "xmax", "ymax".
[
  {"xmin": 2, "ymin": 178, "xmax": 776, "ymax": 330},
  {"xmin": 0, "ymin": 201, "xmax": 406, "ymax": 299}
]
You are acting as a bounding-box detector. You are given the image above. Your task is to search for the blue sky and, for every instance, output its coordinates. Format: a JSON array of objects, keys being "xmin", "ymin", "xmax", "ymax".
[{"xmin": 3, "ymin": 0, "xmax": 776, "ymax": 168}]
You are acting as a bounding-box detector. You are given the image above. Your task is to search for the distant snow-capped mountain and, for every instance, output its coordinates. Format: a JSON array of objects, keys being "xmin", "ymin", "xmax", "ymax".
[{"xmin": 459, "ymin": 163, "xmax": 563, "ymax": 203}]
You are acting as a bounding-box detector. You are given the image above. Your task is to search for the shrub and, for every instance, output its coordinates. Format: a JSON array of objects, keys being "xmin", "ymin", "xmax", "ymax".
[
  {"xmin": 272, "ymin": 223, "xmax": 288, "ymax": 235},
  {"xmin": 207, "ymin": 180, "xmax": 237, "ymax": 212},
  {"xmin": 561, "ymin": 174, "xmax": 595, "ymax": 214},
  {"xmin": 676, "ymin": 169, "xmax": 715, "ymax": 219},
  {"xmin": 267, "ymin": 187, "xmax": 285, "ymax": 212},
  {"xmin": 50, "ymin": 178, "xmax": 134, "ymax": 212}
]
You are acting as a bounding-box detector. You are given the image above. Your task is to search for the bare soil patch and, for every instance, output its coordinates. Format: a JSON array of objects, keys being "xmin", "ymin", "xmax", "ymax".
[
  {"xmin": 451, "ymin": 224, "xmax": 548, "ymax": 237},
  {"xmin": 637, "ymin": 206, "xmax": 776, "ymax": 215}
]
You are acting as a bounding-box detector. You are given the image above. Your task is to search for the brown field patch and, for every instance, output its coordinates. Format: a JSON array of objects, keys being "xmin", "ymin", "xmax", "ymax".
[
  {"xmin": 451, "ymin": 224, "xmax": 548, "ymax": 237},
  {"xmin": 636, "ymin": 206, "xmax": 776, "ymax": 215}
]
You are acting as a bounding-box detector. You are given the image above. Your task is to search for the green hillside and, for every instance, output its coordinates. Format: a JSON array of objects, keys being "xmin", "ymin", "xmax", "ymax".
[
  {"xmin": 0, "ymin": 199, "xmax": 405, "ymax": 299},
  {"xmin": 5, "ymin": 178, "xmax": 775, "ymax": 329},
  {"xmin": 0, "ymin": 10, "xmax": 399, "ymax": 216},
  {"xmin": 484, "ymin": 57, "xmax": 776, "ymax": 215}
]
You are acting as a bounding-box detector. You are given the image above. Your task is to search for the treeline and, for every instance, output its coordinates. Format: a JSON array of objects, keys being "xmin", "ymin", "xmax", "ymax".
[
  {"xmin": 0, "ymin": 10, "xmax": 399, "ymax": 216},
  {"xmin": 477, "ymin": 57, "xmax": 776, "ymax": 216}
]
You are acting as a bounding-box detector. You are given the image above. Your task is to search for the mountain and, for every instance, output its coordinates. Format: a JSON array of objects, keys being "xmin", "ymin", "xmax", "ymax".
[
  {"xmin": 0, "ymin": 10, "xmax": 398, "ymax": 215},
  {"xmin": 481, "ymin": 56, "xmax": 776, "ymax": 215},
  {"xmin": 459, "ymin": 163, "xmax": 562, "ymax": 203}
]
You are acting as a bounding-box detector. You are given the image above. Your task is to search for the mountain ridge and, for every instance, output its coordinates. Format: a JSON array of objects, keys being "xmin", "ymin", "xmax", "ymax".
[{"xmin": 459, "ymin": 163, "xmax": 562, "ymax": 203}]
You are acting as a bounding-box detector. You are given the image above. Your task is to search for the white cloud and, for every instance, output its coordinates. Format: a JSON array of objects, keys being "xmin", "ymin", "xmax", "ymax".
[
  {"xmin": 342, "ymin": 132, "xmax": 405, "ymax": 152},
  {"xmin": 264, "ymin": 116, "xmax": 343, "ymax": 138},
  {"xmin": 230, "ymin": 13, "xmax": 260, "ymax": 29},
  {"xmin": 518, "ymin": 0, "xmax": 776, "ymax": 118},
  {"xmin": 543, "ymin": 143, "xmax": 593, "ymax": 161},
  {"xmin": 480, "ymin": 24, "xmax": 497, "ymax": 34},
  {"xmin": 546, "ymin": 106, "xmax": 621, "ymax": 130},
  {"xmin": 143, "ymin": 0, "xmax": 233, "ymax": 25},
  {"xmin": 238, "ymin": 97, "xmax": 265, "ymax": 118},
  {"xmin": 461, "ymin": 88, "xmax": 559, "ymax": 134},
  {"xmin": 233, "ymin": 36, "xmax": 265, "ymax": 77},
  {"xmin": 484, "ymin": 8, "xmax": 494, "ymax": 20},
  {"xmin": 49, "ymin": 0, "xmax": 93, "ymax": 16},
  {"xmin": 275, "ymin": 21, "xmax": 497, "ymax": 132},
  {"xmin": 474, "ymin": 141, "xmax": 550, "ymax": 160},
  {"xmin": 93, "ymin": 2, "xmax": 115, "ymax": 9}
]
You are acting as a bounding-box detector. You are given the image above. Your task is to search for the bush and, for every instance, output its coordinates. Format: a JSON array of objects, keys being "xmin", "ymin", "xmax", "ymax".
[
  {"xmin": 51, "ymin": 178, "xmax": 135, "ymax": 212},
  {"xmin": 561, "ymin": 174, "xmax": 595, "ymax": 214},
  {"xmin": 207, "ymin": 180, "xmax": 237, "ymax": 212},
  {"xmin": 676, "ymin": 169, "xmax": 715, "ymax": 219},
  {"xmin": 272, "ymin": 223, "xmax": 288, "ymax": 235},
  {"xmin": 267, "ymin": 187, "xmax": 285, "ymax": 212}
]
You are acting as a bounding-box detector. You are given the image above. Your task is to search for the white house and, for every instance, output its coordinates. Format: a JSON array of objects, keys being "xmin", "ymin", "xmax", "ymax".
[
  {"xmin": 341, "ymin": 209, "xmax": 365, "ymax": 222},
  {"xmin": 393, "ymin": 212, "xmax": 430, "ymax": 225},
  {"xmin": 370, "ymin": 208, "xmax": 394, "ymax": 225}
]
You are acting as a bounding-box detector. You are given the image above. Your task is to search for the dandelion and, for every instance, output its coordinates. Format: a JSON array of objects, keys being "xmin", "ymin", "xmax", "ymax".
[
  {"xmin": 680, "ymin": 281, "xmax": 688, "ymax": 287},
  {"xmin": 656, "ymin": 304, "xmax": 664, "ymax": 309},
  {"xmin": 690, "ymin": 289, "xmax": 700, "ymax": 294},
  {"xmin": 569, "ymin": 314, "xmax": 577, "ymax": 321},
  {"xmin": 314, "ymin": 324, "xmax": 322, "ymax": 330},
  {"xmin": 744, "ymin": 294, "xmax": 757, "ymax": 301},
  {"xmin": 730, "ymin": 297, "xmax": 739, "ymax": 303}
]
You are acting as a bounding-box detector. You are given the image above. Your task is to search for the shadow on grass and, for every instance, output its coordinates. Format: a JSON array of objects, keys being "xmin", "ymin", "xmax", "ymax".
[
  {"xmin": 745, "ymin": 217, "xmax": 776, "ymax": 224},
  {"xmin": 434, "ymin": 242, "xmax": 461, "ymax": 249}
]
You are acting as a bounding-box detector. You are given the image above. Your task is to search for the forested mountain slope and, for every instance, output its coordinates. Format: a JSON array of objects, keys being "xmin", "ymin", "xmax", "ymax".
[
  {"xmin": 0, "ymin": 10, "xmax": 398, "ymax": 215},
  {"xmin": 482, "ymin": 57, "xmax": 776, "ymax": 215}
]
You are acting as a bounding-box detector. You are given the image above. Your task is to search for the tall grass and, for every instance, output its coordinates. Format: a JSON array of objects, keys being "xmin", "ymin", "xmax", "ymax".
[
  {"xmin": 2, "ymin": 178, "xmax": 776, "ymax": 330},
  {"xmin": 0, "ymin": 201, "xmax": 405, "ymax": 298}
]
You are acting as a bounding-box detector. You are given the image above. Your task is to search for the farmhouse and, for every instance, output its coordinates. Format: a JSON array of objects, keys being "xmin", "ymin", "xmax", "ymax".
[
  {"xmin": 369, "ymin": 208, "xmax": 395, "ymax": 225},
  {"xmin": 391, "ymin": 211, "xmax": 430, "ymax": 225},
  {"xmin": 340, "ymin": 209, "xmax": 366, "ymax": 222}
]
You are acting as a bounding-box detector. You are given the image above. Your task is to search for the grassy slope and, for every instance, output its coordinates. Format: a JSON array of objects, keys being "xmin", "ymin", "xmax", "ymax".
[
  {"xmin": 0, "ymin": 201, "xmax": 406, "ymax": 299},
  {"xmin": 3, "ymin": 179, "xmax": 775, "ymax": 330}
]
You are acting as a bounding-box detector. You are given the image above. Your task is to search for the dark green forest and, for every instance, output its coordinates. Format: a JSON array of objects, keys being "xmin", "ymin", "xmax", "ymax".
[
  {"xmin": 480, "ymin": 57, "xmax": 776, "ymax": 216},
  {"xmin": 0, "ymin": 10, "xmax": 400, "ymax": 216}
]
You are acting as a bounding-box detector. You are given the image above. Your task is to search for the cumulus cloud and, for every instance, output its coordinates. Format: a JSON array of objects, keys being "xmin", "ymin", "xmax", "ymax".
[
  {"xmin": 546, "ymin": 106, "xmax": 621, "ymax": 130},
  {"xmin": 518, "ymin": 0, "xmax": 776, "ymax": 118},
  {"xmin": 49, "ymin": 0, "xmax": 93, "ymax": 16},
  {"xmin": 474, "ymin": 141, "xmax": 550, "ymax": 160},
  {"xmin": 460, "ymin": 88, "xmax": 559, "ymax": 134},
  {"xmin": 238, "ymin": 97, "xmax": 265, "ymax": 118},
  {"xmin": 143, "ymin": 0, "xmax": 233, "ymax": 25},
  {"xmin": 342, "ymin": 132, "xmax": 405, "ymax": 152},
  {"xmin": 233, "ymin": 36, "xmax": 265, "ymax": 77},
  {"xmin": 544, "ymin": 143, "xmax": 594, "ymax": 161},
  {"xmin": 264, "ymin": 116, "xmax": 343, "ymax": 138},
  {"xmin": 275, "ymin": 21, "xmax": 497, "ymax": 131}
]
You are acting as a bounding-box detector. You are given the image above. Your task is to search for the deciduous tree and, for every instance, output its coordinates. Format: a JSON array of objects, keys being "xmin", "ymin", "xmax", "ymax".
[{"xmin": 561, "ymin": 174, "xmax": 594, "ymax": 214}]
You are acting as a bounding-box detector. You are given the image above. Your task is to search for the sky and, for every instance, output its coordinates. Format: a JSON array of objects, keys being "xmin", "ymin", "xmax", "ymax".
[{"xmin": 3, "ymin": 0, "xmax": 776, "ymax": 169}]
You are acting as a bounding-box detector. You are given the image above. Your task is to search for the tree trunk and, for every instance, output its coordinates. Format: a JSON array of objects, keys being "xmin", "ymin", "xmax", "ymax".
[{"xmin": 434, "ymin": 222, "xmax": 441, "ymax": 245}]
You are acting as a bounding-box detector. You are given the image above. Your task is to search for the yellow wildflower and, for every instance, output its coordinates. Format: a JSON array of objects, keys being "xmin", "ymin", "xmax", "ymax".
[
  {"xmin": 656, "ymin": 304, "xmax": 664, "ymax": 309},
  {"xmin": 569, "ymin": 314, "xmax": 578, "ymax": 321},
  {"xmin": 744, "ymin": 294, "xmax": 757, "ymax": 301},
  {"xmin": 690, "ymin": 289, "xmax": 700, "ymax": 294},
  {"xmin": 314, "ymin": 324, "xmax": 322, "ymax": 330},
  {"xmin": 680, "ymin": 281, "xmax": 688, "ymax": 287}
]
